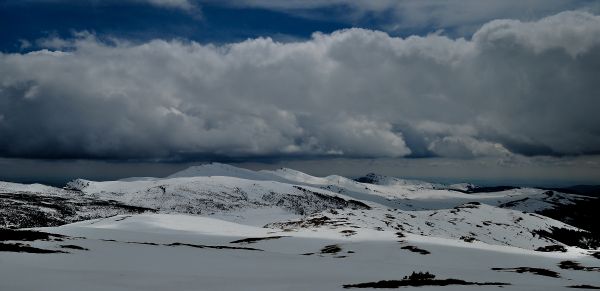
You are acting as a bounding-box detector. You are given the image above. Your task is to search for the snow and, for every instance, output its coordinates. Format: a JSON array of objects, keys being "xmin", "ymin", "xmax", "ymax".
[
  {"xmin": 1, "ymin": 213, "xmax": 599, "ymax": 291},
  {"xmin": 167, "ymin": 162, "xmax": 284, "ymax": 182},
  {"xmin": 1, "ymin": 164, "xmax": 599, "ymax": 290},
  {"xmin": 0, "ymin": 181, "xmax": 64, "ymax": 195},
  {"xmin": 2, "ymin": 164, "xmax": 592, "ymax": 250}
]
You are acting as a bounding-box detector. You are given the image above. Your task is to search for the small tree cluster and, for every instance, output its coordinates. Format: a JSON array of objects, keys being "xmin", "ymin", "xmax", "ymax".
[{"xmin": 404, "ymin": 271, "xmax": 435, "ymax": 281}]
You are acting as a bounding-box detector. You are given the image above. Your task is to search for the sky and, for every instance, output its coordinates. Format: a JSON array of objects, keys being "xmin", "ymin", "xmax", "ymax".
[{"xmin": 1, "ymin": 0, "xmax": 600, "ymax": 186}]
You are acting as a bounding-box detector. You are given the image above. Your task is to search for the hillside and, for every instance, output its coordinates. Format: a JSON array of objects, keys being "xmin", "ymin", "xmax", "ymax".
[{"xmin": 1, "ymin": 164, "xmax": 599, "ymax": 290}]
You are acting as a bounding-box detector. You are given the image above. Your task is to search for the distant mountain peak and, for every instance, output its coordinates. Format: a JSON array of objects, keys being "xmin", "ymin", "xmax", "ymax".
[
  {"xmin": 167, "ymin": 163, "xmax": 281, "ymax": 181},
  {"xmin": 354, "ymin": 173, "xmax": 383, "ymax": 184}
]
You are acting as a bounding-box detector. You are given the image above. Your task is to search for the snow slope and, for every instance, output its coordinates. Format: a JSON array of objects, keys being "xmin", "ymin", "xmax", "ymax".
[
  {"xmin": 0, "ymin": 163, "xmax": 596, "ymax": 250},
  {"xmin": 1, "ymin": 164, "xmax": 599, "ymax": 290},
  {"xmin": 167, "ymin": 162, "xmax": 284, "ymax": 181},
  {"xmin": 1, "ymin": 213, "xmax": 599, "ymax": 291},
  {"xmin": 267, "ymin": 168, "xmax": 587, "ymax": 213}
]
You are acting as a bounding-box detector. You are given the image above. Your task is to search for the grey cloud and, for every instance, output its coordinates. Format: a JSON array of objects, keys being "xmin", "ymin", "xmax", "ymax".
[
  {"xmin": 1, "ymin": 11, "xmax": 600, "ymax": 160},
  {"xmin": 428, "ymin": 136, "xmax": 511, "ymax": 159},
  {"xmin": 3, "ymin": 155, "xmax": 600, "ymax": 186}
]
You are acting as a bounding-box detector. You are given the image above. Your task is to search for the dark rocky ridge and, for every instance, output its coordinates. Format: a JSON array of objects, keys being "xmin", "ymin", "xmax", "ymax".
[{"xmin": 0, "ymin": 192, "xmax": 154, "ymax": 229}]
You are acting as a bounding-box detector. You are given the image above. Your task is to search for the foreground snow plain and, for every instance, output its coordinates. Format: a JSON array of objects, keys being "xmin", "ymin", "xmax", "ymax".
[{"xmin": 1, "ymin": 163, "xmax": 599, "ymax": 290}]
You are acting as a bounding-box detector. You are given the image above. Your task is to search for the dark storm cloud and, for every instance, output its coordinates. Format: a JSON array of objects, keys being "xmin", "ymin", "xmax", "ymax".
[
  {"xmin": 2, "ymin": 155, "xmax": 600, "ymax": 187},
  {"xmin": 1, "ymin": 11, "xmax": 600, "ymax": 160}
]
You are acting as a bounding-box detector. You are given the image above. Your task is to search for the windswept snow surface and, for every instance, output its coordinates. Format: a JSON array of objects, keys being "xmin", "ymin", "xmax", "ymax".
[
  {"xmin": 0, "ymin": 181, "xmax": 64, "ymax": 195},
  {"xmin": 167, "ymin": 163, "xmax": 284, "ymax": 182},
  {"xmin": 1, "ymin": 214, "xmax": 599, "ymax": 291},
  {"xmin": 1, "ymin": 163, "xmax": 599, "ymax": 290}
]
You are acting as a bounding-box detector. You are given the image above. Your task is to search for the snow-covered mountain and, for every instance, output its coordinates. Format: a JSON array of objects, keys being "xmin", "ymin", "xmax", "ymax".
[
  {"xmin": 1, "ymin": 163, "xmax": 599, "ymax": 290},
  {"xmin": 2, "ymin": 163, "xmax": 597, "ymax": 249}
]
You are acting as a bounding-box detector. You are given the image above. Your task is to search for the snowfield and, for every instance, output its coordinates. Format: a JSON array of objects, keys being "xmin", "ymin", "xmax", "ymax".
[{"xmin": 1, "ymin": 163, "xmax": 599, "ymax": 290}]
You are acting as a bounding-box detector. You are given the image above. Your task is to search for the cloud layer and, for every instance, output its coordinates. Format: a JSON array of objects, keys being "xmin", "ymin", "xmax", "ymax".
[
  {"xmin": 1, "ymin": 11, "xmax": 599, "ymax": 160},
  {"xmin": 212, "ymin": 0, "xmax": 600, "ymax": 34},
  {"xmin": 143, "ymin": 0, "xmax": 195, "ymax": 10}
]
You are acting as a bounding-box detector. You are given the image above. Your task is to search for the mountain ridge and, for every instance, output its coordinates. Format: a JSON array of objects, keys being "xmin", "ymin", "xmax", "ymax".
[{"xmin": 1, "ymin": 163, "xmax": 598, "ymax": 251}]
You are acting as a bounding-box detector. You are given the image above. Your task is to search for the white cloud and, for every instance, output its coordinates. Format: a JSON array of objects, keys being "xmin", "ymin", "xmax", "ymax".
[
  {"xmin": 144, "ymin": 0, "xmax": 195, "ymax": 10},
  {"xmin": 428, "ymin": 136, "xmax": 511, "ymax": 158},
  {"xmin": 0, "ymin": 11, "xmax": 599, "ymax": 160},
  {"xmin": 473, "ymin": 11, "xmax": 600, "ymax": 57}
]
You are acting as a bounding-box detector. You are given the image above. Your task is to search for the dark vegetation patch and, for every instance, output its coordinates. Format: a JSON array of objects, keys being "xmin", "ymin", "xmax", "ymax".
[
  {"xmin": 340, "ymin": 230, "xmax": 357, "ymax": 237},
  {"xmin": 454, "ymin": 202, "xmax": 481, "ymax": 210},
  {"xmin": 60, "ymin": 244, "xmax": 89, "ymax": 251},
  {"xmin": 114, "ymin": 215, "xmax": 132, "ymax": 222},
  {"xmin": 134, "ymin": 242, "xmax": 160, "ymax": 246},
  {"xmin": 498, "ymin": 197, "xmax": 529, "ymax": 208},
  {"xmin": 230, "ymin": 236, "xmax": 287, "ymax": 244},
  {"xmin": 404, "ymin": 272, "xmax": 435, "ymax": 280},
  {"xmin": 353, "ymin": 174, "xmax": 378, "ymax": 184},
  {"xmin": 536, "ymin": 244, "xmax": 568, "ymax": 252},
  {"xmin": 401, "ymin": 245, "xmax": 430, "ymax": 255},
  {"xmin": 567, "ymin": 285, "xmax": 600, "ymax": 289},
  {"xmin": 542, "ymin": 185, "xmax": 600, "ymax": 197},
  {"xmin": 294, "ymin": 186, "xmax": 371, "ymax": 210},
  {"xmin": 265, "ymin": 215, "xmax": 352, "ymax": 229},
  {"xmin": 537, "ymin": 195, "xmax": 600, "ymax": 239},
  {"xmin": 590, "ymin": 252, "xmax": 600, "ymax": 259},
  {"xmin": 321, "ymin": 244, "xmax": 342, "ymax": 254},
  {"xmin": 454, "ymin": 186, "xmax": 519, "ymax": 194},
  {"xmin": 100, "ymin": 239, "xmax": 158, "ymax": 246},
  {"xmin": 166, "ymin": 242, "xmax": 262, "ymax": 251},
  {"xmin": 0, "ymin": 228, "xmax": 66, "ymax": 242},
  {"xmin": 343, "ymin": 271, "xmax": 509, "ymax": 289},
  {"xmin": 98, "ymin": 239, "xmax": 262, "ymax": 251},
  {"xmin": 559, "ymin": 261, "xmax": 600, "ymax": 272},
  {"xmin": 492, "ymin": 267, "xmax": 561, "ymax": 278},
  {"xmin": 89, "ymin": 200, "xmax": 152, "ymax": 213},
  {"xmin": 460, "ymin": 236, "xmax": 476, "ymax": 243},
  {"xmin": 0, "ymin": 192, "xmax": 154, "ymax": 229},
  {"xmin": 533, "ymin": 227, "xmax": 600, "ymax": 249},
  {"xmin": 261, "ymin": 187, "xmax": 370, "ymax": 216},
  {"xmin": 0, "ymin": 242, "xmax": 66, "ymax": 253}
]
